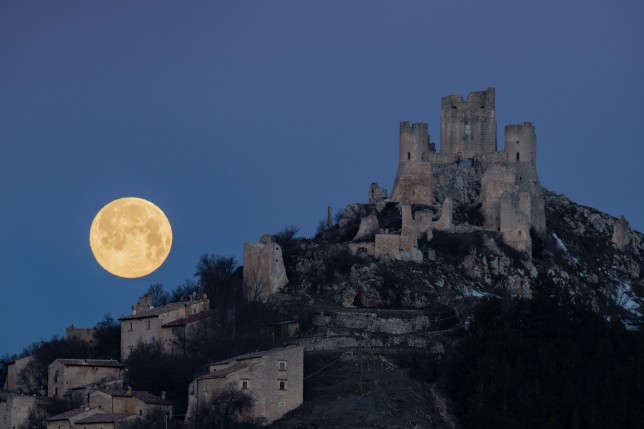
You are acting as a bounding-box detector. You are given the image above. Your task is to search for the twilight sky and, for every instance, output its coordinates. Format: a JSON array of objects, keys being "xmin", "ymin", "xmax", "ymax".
[{"xmin": 1, "ymin": 1, "xmax": 643, "ymax": 357}]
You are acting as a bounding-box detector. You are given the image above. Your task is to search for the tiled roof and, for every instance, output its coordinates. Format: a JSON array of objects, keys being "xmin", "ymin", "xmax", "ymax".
[
  {"xmin": 208, "ymin": 346, "xmax": 302, "ymax": 369},
  {"xmin": 76, "ymin": 413, "xmax": 133, "ymax": 424},
  {"xmin": 162, "ymin": 310, "xmax": 214, "ymax": 327},
  {"xmin": 266, "ymin": 320, "xmax": 298, "ymax": 326},
  {"xmin": 211, "ymin": 351, "xmax": 265, "ymax": 366},
  {"xmin": 56, "ymin": 359, "xmax": 124, "ymax": 368},
  {"xmin": 198, "ymin": 364, "xmax": 249, "ymax": 380},
  {"xmin": 119, "ymin": 302, "xmax": 187, "ymax": 320},
  {"xmin": 100, "ymin": 389, "xmax": 173, "ymax": 405},
  {"xmin": 47, "ymin": 409, "xmax": 95, "ymax": 421}
]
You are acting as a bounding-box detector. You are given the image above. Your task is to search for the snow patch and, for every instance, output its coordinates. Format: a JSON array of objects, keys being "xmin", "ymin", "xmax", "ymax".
[
  {"xmin": 552, "ymin": 233, "xmax": 567, "ymax": 253},
  {"xmin": 614, "ymin": 283, "xmax": 641, "ymax": 314},
  {"xmin": 472, "ymin": 290, "xmax": 487, "ymax": 298}
]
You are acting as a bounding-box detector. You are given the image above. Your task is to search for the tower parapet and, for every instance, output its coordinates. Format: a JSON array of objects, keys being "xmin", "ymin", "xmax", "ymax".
[
  {"xmin": 440, "ymin": 87, "xmax": 496, "ymax": 158},
  {"xmin": 399, "ymin": 121, "xmax": 431, "ymax": 163},
  {"xmin": 504, "ymin": 122, "xmax": 536, "ymax": 164}
]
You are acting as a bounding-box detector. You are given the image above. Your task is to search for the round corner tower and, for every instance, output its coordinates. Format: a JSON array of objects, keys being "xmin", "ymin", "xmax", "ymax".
[
  {"xmin": 504, "ymin": 122, "xmax": 536, "ymax": 163},
  {"xmin": 399, "ymin": 121, "xmax": 430, "ymax": 163},
  {"xmin": 391, "ymin": 121, "xmax": 433, "ymax": 205}
]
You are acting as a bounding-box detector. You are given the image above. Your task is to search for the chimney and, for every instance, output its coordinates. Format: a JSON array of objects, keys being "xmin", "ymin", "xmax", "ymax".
[{"xmin": 161, "ymin": 391, "xmax": 166, "ymax": 400}]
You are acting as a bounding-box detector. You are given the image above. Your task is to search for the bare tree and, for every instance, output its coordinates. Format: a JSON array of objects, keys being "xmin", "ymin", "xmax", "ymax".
[
  {"xmin": 195, "ymin": 254, "xmax": 238, "ymax": 309},
  {"xmin": 147, "ymin": 283, "xmax": 170, "ymax": 307},
  {"xmin": 191, "ymin": 383, "xmax": 258, "ymax": 429}
]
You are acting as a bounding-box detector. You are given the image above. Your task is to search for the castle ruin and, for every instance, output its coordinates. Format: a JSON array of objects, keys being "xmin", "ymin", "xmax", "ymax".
[{"xmin": 380, "ymin": 88, "xmax": 545, "ymax": 258}]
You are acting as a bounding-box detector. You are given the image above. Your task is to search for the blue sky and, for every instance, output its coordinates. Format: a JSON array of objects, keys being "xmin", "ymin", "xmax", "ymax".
[{"xmin": 1, "ymin": 0, "xmax": 643, "ymax": 357}]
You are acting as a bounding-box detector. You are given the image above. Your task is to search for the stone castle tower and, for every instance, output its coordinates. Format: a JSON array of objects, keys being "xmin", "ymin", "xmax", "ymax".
[
  {"xmin": 504, "ymin": 122, "xmax": 536, "ymax": 164},
  {"xmin": 388, "ymin": 88, "xmax": 545, "ymax": 254},
  {"xmin": 440, "ymin": 87, "xmax": 497, "ymax": 157},
  {"xmin": 390, "ymin": 122, "xmax": 433, "ymax": 205}
]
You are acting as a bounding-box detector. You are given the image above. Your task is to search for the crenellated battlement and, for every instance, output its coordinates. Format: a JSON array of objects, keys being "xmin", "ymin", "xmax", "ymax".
[
  {"xmin": 440, "ymin": 87, "xmax": 497, "ymax": 157},
  {"xmin": 504, "ymin": 122, "xmax": 536, "ymax": 164},
  {"xmin": 399, "ymin": 121, "xmax": 431, "ymax": 163}
]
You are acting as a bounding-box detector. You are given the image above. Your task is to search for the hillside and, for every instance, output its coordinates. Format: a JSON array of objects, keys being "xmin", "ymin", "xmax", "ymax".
[{"xmin": 260, "ymin": 187, "xmax": 643, "ymax": 428}]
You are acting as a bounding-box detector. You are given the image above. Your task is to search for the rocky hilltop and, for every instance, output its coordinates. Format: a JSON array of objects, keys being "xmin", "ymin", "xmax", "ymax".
[
  {"xmin": 247, "ymin": 89, "xmax": 644, "ymax": 428},
  {"xmin": 262, "ymin": 188, "xmax": 642, "ymax": 428}
]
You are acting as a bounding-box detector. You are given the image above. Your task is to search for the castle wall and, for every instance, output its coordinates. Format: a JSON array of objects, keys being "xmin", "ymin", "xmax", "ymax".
[
  {"xmin": 440, "ymin": 88, "xmax": 496, "ymax": 158},
  {"xmin": 390, "ymin": 162, "xmax": 433, "ymax": 205},
  {"xmin": 612, "ymin": 216, "xmax": 631, "ymax": 250},
  {"xmin": 243, "ymin": 235, "xmax": 288, "ymax": 301},
  {"xmin": 500, "ymin": 193, "xmax": 531, "ymax": 253},
  {"xmin": 480, "ymin": 164, "xmax": 518, "ymax": 230},
  {"xmin": 65, "ymin": 325, "xmax": 96, "ymax": 344},
  {"xmin": 375, "ymin": 234, "xmax": 401, "ymax": 260},
  {"xmin": 400, "ymin": 205, "xmax": 417, "ymax": 253},
  {"xmin": 434, "ymin": 197, "xmax": 453, "ymax": 230}
]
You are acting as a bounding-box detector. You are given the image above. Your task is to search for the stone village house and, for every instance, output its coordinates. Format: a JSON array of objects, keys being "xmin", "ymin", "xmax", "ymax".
[
  {"xmin": 46, "ymin": 408, "xmax": 136, "ymax": 429},
  {"xmin": 88, "ymin": 388, "xmax": 173, "ymax": 419},
  {"xmin": 185, "ymin": 346, "xmax": 303, "ymax": 425},
  {"xmin": 45, "ymin": 388, "xmax": 173, "ymax": 429},
  {"xmin": 48, "ymin": 360, "xmax": 125, "ymax": 400},
  {"xmin": 119, "ymin": 292, "xmax": 210, "ymax": 360}
]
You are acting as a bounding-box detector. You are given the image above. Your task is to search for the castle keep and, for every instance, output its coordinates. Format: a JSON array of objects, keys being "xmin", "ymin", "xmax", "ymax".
[{"xmin": 386, "ymin": 88, "xmax": 545, "ymax": 256}]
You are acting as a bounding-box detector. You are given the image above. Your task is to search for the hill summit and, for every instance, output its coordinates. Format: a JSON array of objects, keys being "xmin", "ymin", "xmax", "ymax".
[{"xmin": 252, "ymin": 88, "xmax": 643, "ymax": 428}]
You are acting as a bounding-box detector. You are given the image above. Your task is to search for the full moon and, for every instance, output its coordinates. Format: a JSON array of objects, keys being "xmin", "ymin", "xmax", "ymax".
[{"xmin": 89, "ymin": 197, "xmax": 172, "ymax": 278}]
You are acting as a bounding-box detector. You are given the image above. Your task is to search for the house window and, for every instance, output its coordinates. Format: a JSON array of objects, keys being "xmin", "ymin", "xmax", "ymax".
[
  {"xmin": 242, "ymin": 380, "xmax": 249, "ymax": 390},
  {"xmin": 278, "ymin": 401, "xmax": 286, "ymax": 407},
  {"xmin": 146, "ymin": 320, "xmax": 150, "ymax": 330},
  {"xmin": 279, "ymin": 381, "xmax": 286, "ymax": 390},
  {"xmin": 278, "ymin": 361, "xmax": 287, "ymax": 371},
  {"xmin": 139, "ymin": 410, "xmax": 143, "ymax": 416},
  {"xmin": 464, "ymin": 124, "xmax": 471, "ymax": 136},
  {"xmin": 129, "ymin": 322, "xmax": 133, "ymax": 331}
]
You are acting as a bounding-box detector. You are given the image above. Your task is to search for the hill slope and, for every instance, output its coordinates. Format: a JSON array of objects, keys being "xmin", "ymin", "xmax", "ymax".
[{"xmin": 265, "ymin": 188, "xmax": 643, "ymax": 428}]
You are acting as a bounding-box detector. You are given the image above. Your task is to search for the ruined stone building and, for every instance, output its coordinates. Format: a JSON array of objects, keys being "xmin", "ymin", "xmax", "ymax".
[
  {"xmin": 47, "ymin": 359, "xmax": 125, "ymax": 399},
  {"xmin": 2, "ymin": 356, "xmax": 34, "ymax": 394},
  {"xmin": 243, "ymin": 234, "xmax": 288, "ymax": 301},
  {"xmin": 1, "ymin": 356, "xmax": 44, "ymax": 429},
  {"xmin": 0, "ymin": 393, "xmax": 47, "ymax": 429},
  {"xmin": 185, "ymin": 346, "xmax": 303, "ymax": 425},
  {"xmin": 65, "ymin": 325, "xmax": 96, "ymax": 344},
  {"xmin": 376, "ymin": 88, "xmax": 546, "ymax": 257},
  {"xmin": 119, "ymin": 292, "xmax": 210, "ymax": 360}
]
